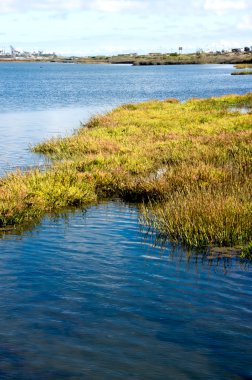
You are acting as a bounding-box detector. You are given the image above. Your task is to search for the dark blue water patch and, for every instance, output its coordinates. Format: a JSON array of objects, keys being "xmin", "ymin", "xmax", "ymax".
[{"xmin": 0, "ymin": 202, "xmax": 251, "ymax": 380}]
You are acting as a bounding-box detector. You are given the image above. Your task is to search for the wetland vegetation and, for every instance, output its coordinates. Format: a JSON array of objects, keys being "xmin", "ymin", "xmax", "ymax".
[
  {"xmin": 0, "ymin": 93, "xmax": 251, "ymax": 258},
  {"xmin": 234, "ymin": 64, "xmax": 252, "ymax": 69},
  {"xmin": 231, "ymin": 63, "xmax": 252, "ymax": 75}
]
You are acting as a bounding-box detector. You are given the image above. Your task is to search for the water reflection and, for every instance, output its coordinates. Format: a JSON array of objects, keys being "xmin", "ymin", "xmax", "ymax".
[
  {"xmin": 139, "ymin": 223, "xmax": 250, "ymax": 275},
  {"xmin": 0, "ymin": 106, "xmax": 108, "ymax": 175},
  {"xmin": 1, "ymin": 200, "xmax": 250, "ymax": 275},
  {"xmin": 0, "ymin": 201, "xmax": 251, "ymax": 379},
  {"xmin": 229, "ymin": 107, "xmax": 252, "ymax": 114}
]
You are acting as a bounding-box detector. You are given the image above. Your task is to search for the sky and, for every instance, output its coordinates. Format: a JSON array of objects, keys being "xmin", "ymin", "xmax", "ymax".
[{"xmin": 0, "ymin": 0, "xmax": 251, "ymax": 56}]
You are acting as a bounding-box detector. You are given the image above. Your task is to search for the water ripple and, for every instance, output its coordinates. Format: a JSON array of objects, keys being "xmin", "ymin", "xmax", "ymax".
[{"xmin": 0, "ymin": 201, "xmax": 251, "ymax": 379}]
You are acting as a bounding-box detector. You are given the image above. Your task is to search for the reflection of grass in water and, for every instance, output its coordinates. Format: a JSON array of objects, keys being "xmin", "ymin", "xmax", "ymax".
[
  {"xmin": 0, "ymin": 93, "xmax": 252, "ymax": 259},
  {"xmin": 139, "ymin": 220, "xmax": 251, "ymax": 273},
  {"xmin": 231, "ymin": 70, "xmax": 252, "ymax": 75},
  {"xmin": 0, "ymin": 205, "xmax": 88, "ymax": 240},
  {"xmin": 228, "ymin": 107, "xmax": 252, "ymax": 114}
]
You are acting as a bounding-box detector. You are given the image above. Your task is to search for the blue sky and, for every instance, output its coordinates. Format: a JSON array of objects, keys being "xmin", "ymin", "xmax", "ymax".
[{"xmin": 0, "ymin": 0, "xmax": 251, "ymax": 55}]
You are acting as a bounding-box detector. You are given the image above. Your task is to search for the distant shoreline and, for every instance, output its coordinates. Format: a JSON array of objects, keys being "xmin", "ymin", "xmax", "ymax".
[{"xmin": 1, "ymin": 52, "xmax": 252, "ymax": 66}]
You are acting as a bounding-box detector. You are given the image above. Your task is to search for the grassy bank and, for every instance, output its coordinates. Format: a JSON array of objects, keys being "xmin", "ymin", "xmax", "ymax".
[{"xmin": 1, "ymin": 94, "xmax": 252, "ymax": 258}]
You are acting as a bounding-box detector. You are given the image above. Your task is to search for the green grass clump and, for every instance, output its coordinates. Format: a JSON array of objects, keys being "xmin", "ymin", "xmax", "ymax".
[
  {"xmin": 232, "ymin": 64, "xmax": 252, "ymax": 75},
  {"xmin": 1, "ymin": 93, "xmax": 252, "ymax": 257},
  {"xmin": 241, "ymin": 241, "xmax": 252, "ymax": 260},
  {"xmin": 0, "ymin": 165, "xmax": 96, "ymax": 228},
  {"xmin": 234, "ymin": 64, "xmax": 252, "ymax": 69}
]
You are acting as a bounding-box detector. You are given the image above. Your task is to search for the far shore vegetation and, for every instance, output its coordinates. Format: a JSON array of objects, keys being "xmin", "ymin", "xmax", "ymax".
[
  {"xmin": 0, "ymin": 93, "xmax": 251, "ymax": 259},
  {"xmin": 0, "ymin": 52, "xmax": 252, "ymax": 66}
]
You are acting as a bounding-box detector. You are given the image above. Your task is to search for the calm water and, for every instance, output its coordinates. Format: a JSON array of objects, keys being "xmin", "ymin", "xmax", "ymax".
[
  {"xmin": 1, "ymin": 63, "xmax": 252, "ymax": 174},
  {"xmin": 0, "ymin": 63, "xmax": 252, "ymax": 379}
]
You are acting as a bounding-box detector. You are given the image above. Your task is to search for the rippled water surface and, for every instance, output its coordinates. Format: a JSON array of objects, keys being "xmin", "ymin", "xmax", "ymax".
[
  {"xmin": 0, "ymin": 63, "xmax": 252, "ymax": 379},
  {"xmin": 1, "ymin": 202, "xmax": 252, "ymax": 380}
]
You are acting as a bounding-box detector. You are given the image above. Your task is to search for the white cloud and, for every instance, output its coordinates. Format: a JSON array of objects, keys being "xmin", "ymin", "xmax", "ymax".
[
  {"xmin": 206, "ymin": 39, "xmax": 241, "ymax": 50},
  {"xmin": 237, "ymin": 15, "xmax": 252, "ymax": 30},
  {"xmin": 0, "ymin": 0, "xmax": 15, "ymax": 12},
  {"xmin": 0, "ymin": 0, "xmax": 205, "ymax": 14},
  {"xmin": 0, "ymin": 0, "xmax": 83, "ymax": 12},
  {"xmin": 204, "ymin": 0, "xmax": 248, "ymax": 13},
  {"xmin": 1, "ymin": 0, "xmax": 251, "ymax": 15},
  {"xmin": 0, "ymin": 0, "xmax": 147, "ymax": 13},
  {"xmin": 90, "ymin": 0, "xmax": 146, "ymax": 12}
]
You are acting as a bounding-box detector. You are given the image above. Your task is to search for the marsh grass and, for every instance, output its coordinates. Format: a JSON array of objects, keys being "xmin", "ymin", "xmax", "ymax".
[
  {"xmin": 1, "ymin": 93, "xmax": 252, "ymax": 258},
  {"xmin": 234, "ymin": 64, "xmax": 252, "ymax": 69},
  {"xmin": 0, "ymin": 165, "xmax": 96, "ymax": 228},
  {"xmin": 232, "ymin": 64, "xmax": 252, "ymax": 75}
]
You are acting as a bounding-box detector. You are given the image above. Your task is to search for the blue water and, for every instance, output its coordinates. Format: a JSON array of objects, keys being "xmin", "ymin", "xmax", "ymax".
[
  {"xmin": 0, "ymin": 63, "xmax": 252, "ymax": 174},
  {"xmin": 0, "ymin": 63, "xmax": 252, "ymax": 379}
]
